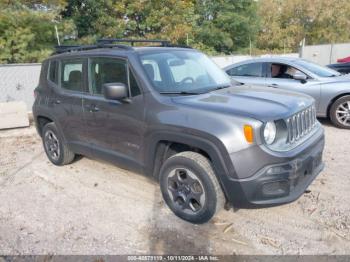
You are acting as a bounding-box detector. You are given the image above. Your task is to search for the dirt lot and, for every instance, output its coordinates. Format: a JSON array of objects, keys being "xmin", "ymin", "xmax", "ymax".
[{"xmin": 0, "ymin": 120, "xmax": 349, "ymax": 255}]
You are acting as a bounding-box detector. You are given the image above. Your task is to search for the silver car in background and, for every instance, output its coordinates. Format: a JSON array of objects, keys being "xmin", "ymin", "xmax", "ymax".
[{"xmin": 224, "ymin": 57, "xmax": 350, "ymax": 129}]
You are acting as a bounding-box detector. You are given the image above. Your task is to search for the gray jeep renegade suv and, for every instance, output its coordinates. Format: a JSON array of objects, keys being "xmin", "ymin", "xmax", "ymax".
[{"xmin": 33, "ymin": 39, "xmax": 325, "ymax": 223}]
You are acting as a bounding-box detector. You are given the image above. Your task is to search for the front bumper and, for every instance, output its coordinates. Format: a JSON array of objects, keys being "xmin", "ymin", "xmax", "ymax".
[{"xmin": 224, "ymin": 126, "xmax": 325, "ymax": 208}]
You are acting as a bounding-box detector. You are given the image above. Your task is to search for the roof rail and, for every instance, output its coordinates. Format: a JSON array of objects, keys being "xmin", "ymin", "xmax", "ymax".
[
  {"xmin": 98, "ymin": 38, "xmax": 192, "ymax": 49},
  {"xmin": 97, "ymin": 38, "xmax": 171, "ymax": 47},
  {"xmin": 54, "ymin": 45, "xmax": 81, "ymax": 54},
  {"xmin": 166, "ymin": 44, "xmax": 193, "ymax": 49},
  {"xmin": 53, "ymin": 43, "xmax": 133, "ymax": 55},
  {"xmin": 53, "ymin": 38, "xmax": 192, "ymax": 55}
]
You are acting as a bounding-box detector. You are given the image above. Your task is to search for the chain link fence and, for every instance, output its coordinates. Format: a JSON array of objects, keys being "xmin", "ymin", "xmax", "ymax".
[{"xmin": 0, "ymin": 63, "xmax": 41, "ymax": 111}]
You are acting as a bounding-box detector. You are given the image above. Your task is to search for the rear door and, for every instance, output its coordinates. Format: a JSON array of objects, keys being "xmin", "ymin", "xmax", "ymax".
[
  {"xmin": 48, "ymin": 58, "xmax": 89, "ymax": 153},
  {"xmin": 226, "ymin": 62, "xmax": 266, "ymax": 86},
  {"xmin": 82, "ymin": 56, "xmax": 145, "ymax": 171}
]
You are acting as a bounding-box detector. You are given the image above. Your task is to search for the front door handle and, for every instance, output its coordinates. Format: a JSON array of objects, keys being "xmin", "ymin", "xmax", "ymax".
[
  {"xmin": 54, "ymin": 99, "xmax": 61, "ymax": 104},
  {"xmin": 85, "ymin": 104, "xmax": 99, "ymax": 112},
  {"xmin": 268, "ymin": 83, "xmax": 278, "ymax": 88}
]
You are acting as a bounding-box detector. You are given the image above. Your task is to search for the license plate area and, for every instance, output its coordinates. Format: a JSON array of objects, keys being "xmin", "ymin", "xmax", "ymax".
[{"xmin": 299, "ymin": 152, "xmax": 322, "ymax": 176}]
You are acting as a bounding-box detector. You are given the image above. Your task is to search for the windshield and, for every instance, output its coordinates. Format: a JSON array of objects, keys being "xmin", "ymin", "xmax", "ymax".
[
  {"xmin": 139, "ymin": 50, "xmax": 231, "ymax": 94},
  {"xmin": 295, "ymin": 59, "xmax": 341, "ymax": 77}
]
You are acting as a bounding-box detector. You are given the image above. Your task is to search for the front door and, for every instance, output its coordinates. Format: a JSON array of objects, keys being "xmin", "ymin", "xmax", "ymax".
[
  {"xmin": 265, "ymin": 62, "xmax": 321, "ymax": 111},
  {"xmin": 82, "ymin": 57, "xmax": 145, "ymax": 171}
]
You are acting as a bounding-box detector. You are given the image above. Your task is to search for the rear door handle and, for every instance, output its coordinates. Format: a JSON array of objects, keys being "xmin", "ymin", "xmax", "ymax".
[
  {"xmin": 268, "ymin": 84, "xmax": 278, "ymax": 88},
  {"xmin": 54, "ymin": 99, "xmax": 61, "ymax": 104},
  {"xmin": 90, "ymin": 105, "xmax": 99, "ymax": 112}
]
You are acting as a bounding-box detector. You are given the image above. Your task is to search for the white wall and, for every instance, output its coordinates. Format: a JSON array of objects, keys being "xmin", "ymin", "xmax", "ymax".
[{"xmin": 301, "ymin": 43, "xmax": 350, "ymax": 65}]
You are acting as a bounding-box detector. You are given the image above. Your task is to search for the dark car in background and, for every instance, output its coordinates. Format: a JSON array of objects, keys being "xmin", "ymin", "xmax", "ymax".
[
  {"xmin": 328, "ymin": 62, "xmax": 350, "ymax": 75},
  {"xmin": 328, "ymin": 56, "xmax": 350, "ymax": 75}
]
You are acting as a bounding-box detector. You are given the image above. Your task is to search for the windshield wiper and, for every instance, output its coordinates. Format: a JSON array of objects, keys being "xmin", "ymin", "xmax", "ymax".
[
  {"xmin": 159, "ymin": 91, "xmax": 202, "ymax": 95},
  {"xmin": 209, "ymin": 85, "xmax": 232, "ymax": 92}
]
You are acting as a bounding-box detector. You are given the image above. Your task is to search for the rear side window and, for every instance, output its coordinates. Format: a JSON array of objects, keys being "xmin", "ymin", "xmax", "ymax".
[
  {"xmin": 61, "ymin": 59, "xmax": 84, "ymax": 92},
  {"xmin": 227, "ymin": 63, "xmax": 264, "ymax": 77},
  {"xmin": 48, "ymin": 60, "xmax": 58, "ymax": 84},
  {"xmin": 89, "ymin": 57, "xmax": 141, "ymax": 97}
]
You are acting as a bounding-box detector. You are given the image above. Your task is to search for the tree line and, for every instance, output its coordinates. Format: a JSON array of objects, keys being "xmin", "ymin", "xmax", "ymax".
[{"xmin": 0, "ymin": 0, "xmax": 349, "ymax": 63}]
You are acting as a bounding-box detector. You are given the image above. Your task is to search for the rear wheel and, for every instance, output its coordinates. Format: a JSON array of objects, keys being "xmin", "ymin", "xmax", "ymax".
[
  {"xmin": 42, "ymin": 122, "xmax": 75, "ymax": 165},
  {"xmin": 159, "ymin": 151, "xmax": 225, "ymax": 224},
  {"xmin": 330, "ymin": 95, "xmax": 350, "ymax": 129}
]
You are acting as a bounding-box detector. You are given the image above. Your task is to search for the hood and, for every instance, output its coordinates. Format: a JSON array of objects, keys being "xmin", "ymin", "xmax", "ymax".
[
  {"xmin": 319, "ymin": 74, "xmax": 350, "ymax": 85},
  {"xmin": 171, "ymin": 85, "xmax": 314, "ymax": 122}
]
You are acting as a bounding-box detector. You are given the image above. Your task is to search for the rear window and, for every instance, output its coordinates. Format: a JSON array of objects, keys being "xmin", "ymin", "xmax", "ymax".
[
  {"xmin": 61, "ymin": 59, "xmax": 84, "ymax": 92},
  {"xmin": 227, "ymin": 63, "xmax": 264, "ymax": 77},
  {"xmin": 48, "ymin": 60, "xmax": 59, "ymax": 84}
]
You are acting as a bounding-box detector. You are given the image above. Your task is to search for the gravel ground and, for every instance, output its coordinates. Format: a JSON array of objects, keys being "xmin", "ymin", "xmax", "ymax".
[{"xmin": 0, "ymin": 120, "xmax": 349, "ymax": 255}]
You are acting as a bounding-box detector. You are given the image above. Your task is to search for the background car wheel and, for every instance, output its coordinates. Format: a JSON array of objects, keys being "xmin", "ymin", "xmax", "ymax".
[
  {"xmin": 159, "ymin": 151, "xmax": 225, "ymax": 224},
  {"xmin": 330, "ymin": 95, "xmax": 350, "ymax": 129},
  {"xmin": 42, "ymin": 122, "xmax": 75, "ymax": 165}
]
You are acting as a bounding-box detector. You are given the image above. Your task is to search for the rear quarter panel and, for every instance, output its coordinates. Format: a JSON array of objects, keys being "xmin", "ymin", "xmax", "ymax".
[{"xmin": 319, "ymin": 82, "xmax": 350, "ymax": 117}]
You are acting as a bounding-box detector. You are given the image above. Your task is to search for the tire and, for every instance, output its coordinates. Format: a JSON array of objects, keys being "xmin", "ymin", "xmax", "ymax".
[
  {"xmin": 42, "ymin": 122, "xmax": 75, "ymax": 166},
  {"xmin": 330, "ymin": 95, "xmax": 350, "ymax": 129},
  {"xmin": 159, "ymin": 151, "xmax": 225, "ymax": 224}
]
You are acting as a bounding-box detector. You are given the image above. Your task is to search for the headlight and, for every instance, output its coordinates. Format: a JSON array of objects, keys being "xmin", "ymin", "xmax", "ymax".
[{"xmin": 263, "ymin": 121, "xmax": 276, "ymax": 145}]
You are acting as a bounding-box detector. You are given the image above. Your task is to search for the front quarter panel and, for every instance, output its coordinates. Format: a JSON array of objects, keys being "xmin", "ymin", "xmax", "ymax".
[{"xmin": 146, "ymin": 98, "xmax": 263, "ymax": 155}]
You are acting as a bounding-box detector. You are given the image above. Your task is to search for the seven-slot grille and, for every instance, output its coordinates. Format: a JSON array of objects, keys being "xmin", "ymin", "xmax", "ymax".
[{"xmin": 286, "ymin": 105, "xmax": 317, "ymax": 144}]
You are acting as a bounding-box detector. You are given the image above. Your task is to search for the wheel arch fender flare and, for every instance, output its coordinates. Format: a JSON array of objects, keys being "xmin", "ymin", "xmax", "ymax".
[
  {"xmin": 144, "ymin": 130, "xmax": 238, "ymax": 197},
  {"xmin": 34, "ymin": 110, "xmax": 67, "ymax": 143}
]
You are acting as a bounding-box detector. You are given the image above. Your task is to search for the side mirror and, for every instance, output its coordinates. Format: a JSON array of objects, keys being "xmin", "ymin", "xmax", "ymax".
[
  {"xmin": 293, "ymin": 72, "xmax": 307, "ymax": 83},
  {"xmin": 103, "ymin": 83, "xmax": 128, "ymax": 101}
]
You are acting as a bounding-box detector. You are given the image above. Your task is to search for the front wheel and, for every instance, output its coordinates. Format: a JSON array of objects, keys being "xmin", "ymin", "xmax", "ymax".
[
  {"xmin": 330, "ymin": 95, "xmax": 350, "ymax": 129},
  {"xmin": 159, "ymin": 151, "xmax": 225, "ymax": 224}
]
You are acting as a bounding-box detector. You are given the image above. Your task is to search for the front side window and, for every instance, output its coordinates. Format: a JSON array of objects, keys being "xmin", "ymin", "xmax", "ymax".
[
  {"xmin": 140, "ymin": 51, "xmax": 231, "ymax": 93},
  {"xmin": 89, "ymin": 57, "xmax": 141, "ymax": 97},
  {"xmin": 227, "ymin": 63, "xmax": 264, "ymax": 77},
  {"xmin": 129, "ymin": 69, "xmax": 141, "ymax": 97},
  {"xmin": 61, "ymin": 59, "xmax": 83, "ymax": 92},
  {"xmin": 48, "ymin": 60, "xmax": 58, "ymax": 84},
  {"xmin": 270, "ymin": 63, "xmax": 306, "ymax": 79}
]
